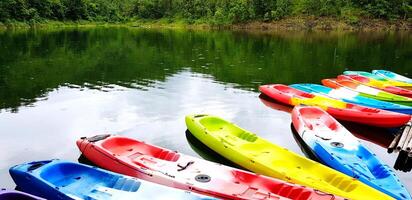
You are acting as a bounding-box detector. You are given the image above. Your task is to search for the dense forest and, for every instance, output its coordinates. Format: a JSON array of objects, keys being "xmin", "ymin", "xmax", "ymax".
[{"xmin": 0, "ymin": 0, "xmax": 411, "ymax": 25}]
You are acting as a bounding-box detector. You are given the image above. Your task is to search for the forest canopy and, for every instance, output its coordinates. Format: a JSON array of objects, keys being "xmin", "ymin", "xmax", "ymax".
[{"xmin": 0, "ymin": 0, "xmax": 410, "ymax": 24}]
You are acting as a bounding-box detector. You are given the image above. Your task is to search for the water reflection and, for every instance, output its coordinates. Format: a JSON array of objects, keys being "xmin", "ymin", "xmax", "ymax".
[
  {"xmin": 185, "ymin": 130, "xmax": 242, "ymax": 169},
  {"xmin": 340, "ymin": 122, "xmax": 395, "ymax": 149},
  {"xmin": 258, "ymin": 94, "xmax": 293, "ymax": 113},
  {"xmin": 0, "ymin": 28, "xmax": 411, "ymax": 189},
  {"xmin": 1, "ymin": 28, "xmax": 411, "ymax": 112}
]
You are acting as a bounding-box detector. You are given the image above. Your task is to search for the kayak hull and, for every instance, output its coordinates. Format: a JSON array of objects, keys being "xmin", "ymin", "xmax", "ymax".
[
  {"xmin": 292, "ymin": 106, "xmax": 412, "ymax": 200},
  {"xmin": 185, "ymin": 114, "xmax": 393, "ymax": 200},
  {"xmin": 260, "ymin": 84, "xmax": 410, "ymax": 127},
  {"xmin": 0, "ymin": 189, "xmax": 44, "ymax": 200},
  {"xmin": 77, "ymin": 134, "xmax": 333, "ymax": 200}
]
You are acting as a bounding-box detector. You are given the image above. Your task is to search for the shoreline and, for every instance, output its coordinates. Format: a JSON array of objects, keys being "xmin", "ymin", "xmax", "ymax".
[{"xmin": 1, "ymin": 17, "xmax": 411, "ymax": 32}]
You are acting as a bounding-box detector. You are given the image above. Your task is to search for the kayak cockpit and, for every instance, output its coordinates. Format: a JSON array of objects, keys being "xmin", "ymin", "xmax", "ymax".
[
  {"xmin": 101, "ymin": 137, "xmax": 180, "ymax": 162},
  {"xmin": 199, "ymin": 117, "xmax": 258, "ymax": 143}
]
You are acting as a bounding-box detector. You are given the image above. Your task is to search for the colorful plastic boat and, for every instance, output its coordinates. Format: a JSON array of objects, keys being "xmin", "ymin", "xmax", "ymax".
[
  {"xmin": 77, "ymin": 134, "xmax": 340, "ymax": 200},
  {"xmin": 10, "ymin": 159, "xmax": 215, "ymax": 200},
  {"xmin": 259, "ymin": 84, "xmax": 410, "ymax": 127},
  {"xmin": 0, "ymin": 189, "xmax": 44, "ymax": 200},
  {"xmin": 185, "ymin": 114, "xmax": 393, "ymax": 200},
  {"xmin": 373, "ymin": 70, "xmax": 412, "ymax": 84},
  {"xmin": 290, "ymin": 83, "xmax": 412, "ymax": 115},
  {"xmin": 322, "ymin": 78, "xmax": 412, "ymax": 106},
  {"xmin": 292, "ymin": 106, "xmax": 412, "ymax": 200},
  {"xmin": 339, "ymin": 74, "xmax": 412, "ymax": 98},
  {"xmin": 343, "ymin": 71, "xmax": 412, "ymax": 89}
]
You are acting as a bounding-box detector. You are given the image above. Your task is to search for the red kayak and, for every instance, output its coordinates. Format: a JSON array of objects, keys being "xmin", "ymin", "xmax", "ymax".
[
  {"xmin": 338, "ymin": 75, "xmax": 412, "ymax": 98},
  {"xmin": 77, "ymin": 134, "xmax": 343, "ymax": 200},
  {"xmin": 259, "ymin": 84, "xmax": 411, "ymax": 127}
]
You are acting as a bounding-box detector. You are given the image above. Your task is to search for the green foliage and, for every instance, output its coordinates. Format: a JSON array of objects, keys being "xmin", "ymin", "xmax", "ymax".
[
  {"xmin": 134, "ymin": 0, "xmax": 166, "ymax": 19},
  {"xmin": 353, "ymin": 0, "xmax": 411, "ymax": 19},
  {"xmin": 227, "ymin": 0, "xmax": 255, "ymax": 23},
  {"xmin": 271, "ymin": 0, "xmax": 292, "ymax": 20},
  {"xmin": 0, "ymin": 0, "xmax": 410, "ymax": 23}
]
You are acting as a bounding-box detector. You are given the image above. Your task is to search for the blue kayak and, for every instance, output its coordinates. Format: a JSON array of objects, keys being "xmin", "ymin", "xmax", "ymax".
[
  {"xmin": 9, "ymin": 160, "xmax": 216, "ymax": 200},
  {"xmin": 373, "ymin": 70, "xmax": 412, "ymax": 84},
  {"xmin": 291, "ymin": 83, "xmax": 412, "ymax": 115},
  {"xmin": 292, "ymin": 106, "xmax": 412, "ymax": 200}
]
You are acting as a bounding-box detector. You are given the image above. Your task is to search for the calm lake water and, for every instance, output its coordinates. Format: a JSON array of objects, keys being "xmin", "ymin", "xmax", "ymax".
[{"xmin": 0, "ymin": 28, "xmax": 411, "ymax": 190}]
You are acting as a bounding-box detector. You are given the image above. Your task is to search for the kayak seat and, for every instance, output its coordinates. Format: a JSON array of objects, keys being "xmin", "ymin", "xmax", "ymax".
[
  {"xmin": 38, "ymin": 162, "xmax": 139, "ymax": 199},
  {"xmin": 199, "ymin": 117, "xmax": 228, "ymax": 131},
  {"xmin": 199, "ymin": 117, "xmax": 257, "ymax": 142},
  {"xmin": 298, "ymin": 107, "xmax": 338, "ymax": 131},
  {"xmin": 101, "ymin": 137, "xmax": 180, "ymax": 162}
]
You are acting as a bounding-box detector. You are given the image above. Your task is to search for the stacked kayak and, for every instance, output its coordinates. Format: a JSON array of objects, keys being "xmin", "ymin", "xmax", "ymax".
[
  {"xmin": 322, "ymin": 78, "xmax": 412, "ymax": 106},
  {"xmin": 185, "ymin": 114, "xmax": 393, "ymax": 200},
  {"xmin": 344, "ymin": 71, "xmax": 412, "ymax": 89},
  {"xmin": 0, "ymin": 189, "xmax": 44, "ymax": 200},
  {"xmin": 10, "ymin": 159, "xmax": 214, "ymax": 200},
  {"xmin": 292, "ymin": 106, "xmax": 412, "ymax": 200},
  {"xmin": 76, "ymin": 134, "xmax": 338, "ymax": 200},
  {"xmin": 259, "ymin": 84, "xmax": 411, "ymax": 127},
  {"xmin": 373, "ymin": 70, "xmax": 412, "ymax": 84},
  {"xmin": 290, "ymin": 83, "xmax": 412, "ymax": 115},
  {"xmin": 339, "ymin": 74, "xmax": 412, "ymax": 98}
]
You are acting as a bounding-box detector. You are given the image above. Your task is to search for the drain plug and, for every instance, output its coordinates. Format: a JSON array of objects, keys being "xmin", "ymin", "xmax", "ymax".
[
  {"xmin": 195, "ymin": 174, "xmax": 211, "ymax": 183},
  {"xmin": 331, "ymin": 142, "xmax": 344, "ymax": 148}
]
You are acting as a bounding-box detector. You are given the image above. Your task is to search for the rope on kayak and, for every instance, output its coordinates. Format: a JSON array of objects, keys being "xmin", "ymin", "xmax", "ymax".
[{"xmin": 177, "ymin": 161, "xmax": 195, "ymax": 171}]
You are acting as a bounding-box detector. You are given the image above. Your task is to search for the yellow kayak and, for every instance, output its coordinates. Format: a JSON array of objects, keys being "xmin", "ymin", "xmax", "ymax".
[{"xmin": 185, "ymin": 114, "xmax": 393, "ymax": 200}]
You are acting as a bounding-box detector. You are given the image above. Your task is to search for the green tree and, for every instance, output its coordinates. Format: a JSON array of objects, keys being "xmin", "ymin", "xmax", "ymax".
[{"xmin": 63, "ymin": 0, "xmax": 88, "ymax": 20}]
